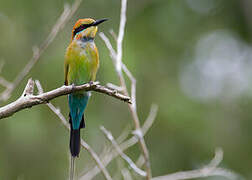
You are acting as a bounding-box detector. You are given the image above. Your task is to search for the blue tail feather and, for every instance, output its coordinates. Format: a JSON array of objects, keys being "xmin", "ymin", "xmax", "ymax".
[{"xmin": 68, "ymin": 93, "xmax": 90, "ymax": 130}]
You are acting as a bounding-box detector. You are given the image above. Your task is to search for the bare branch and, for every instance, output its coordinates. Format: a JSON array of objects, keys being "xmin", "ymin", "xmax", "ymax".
[
  {"xmin": 208, "ymin": 147, "xmax": 223, "ymax": 167},
  {"xmin": 152, "ymin": 168, "xmax": 239, "ymax": 180},
  {"xmin": 35, "ymin": 80, "xmax": 113, "ymax": 180},
  {"xmin": 142, "ymin": 104, "xmax": 158, "ymax": 134},
  {"xmin": 99, "ymin": 32, "xmax": 117, "ymax": 61},
  {"xmin": 106, "ymin": 83, "xmax": 124, "ymax": 93},
  {"xmin": 120, "ymin": 104, "xmax": 158, "ymax": 151},
  {"xmin": 116, "ymin": 0, "xmax": 127, "ymax": 72},
  {"xmin": 152, "ymin": 148, "xmax": 240, "ymax": 180},
  {"xmin": 121, "ymin": 64, "xmax": 136, "ymax": 109},
  {"xmin": 99, "ymin": 32, "xmax": 135, "ymax": 96},
  {"xmin": 80, "ymin": 109, "xmax": 157, "ymax": 180},
  {"xmin": 99, "ymin": 32, "xmax": 127, "ymax": 93},
  {"xmin": 0, "ymin": 80, "xmax": 131, "ymax": 119},
  {"xmin": 80, "ymin": 124, "xmax": 132, "ymax": 179},
  {"xmin": 0, "ymin": 0, "xmax": 82, "ymax": 102},
  {"xmin": 22, "ymin": 78, "xmax": 35, "ymax": 96},
  {"xmin": 80, "ymin": 140, "xmax": 113, "ymax": 180},
  {"xmin": 101, "ymin": 126, "xmax": 147, "ymax": 177}
]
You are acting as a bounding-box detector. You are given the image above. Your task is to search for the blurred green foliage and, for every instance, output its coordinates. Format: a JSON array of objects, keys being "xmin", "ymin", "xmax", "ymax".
[{"xmin": 0, "ymin": 0, "xmax": 251, "ymax": 179}]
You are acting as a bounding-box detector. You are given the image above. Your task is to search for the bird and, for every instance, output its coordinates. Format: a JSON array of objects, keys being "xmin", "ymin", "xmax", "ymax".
[{"xmin": 64, "ymin": 18, "xmax": 107, "ymax": 179}]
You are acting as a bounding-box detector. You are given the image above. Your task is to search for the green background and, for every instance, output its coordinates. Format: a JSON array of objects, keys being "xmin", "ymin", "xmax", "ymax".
[{"xmin": 0, "ymin": 0, "xmax": 251, "ymax": 179}]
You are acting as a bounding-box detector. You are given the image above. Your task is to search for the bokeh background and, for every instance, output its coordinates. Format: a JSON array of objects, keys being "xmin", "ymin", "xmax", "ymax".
[{"xmin": 0, "ymin": 0, "xmax": 251, "ymax": 179}]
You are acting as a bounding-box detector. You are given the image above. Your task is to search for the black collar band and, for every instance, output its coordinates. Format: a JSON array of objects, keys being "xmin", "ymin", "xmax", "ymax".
[{"xmin": 81, "ymin": 36, "xmax": 94, "ymax": 42}]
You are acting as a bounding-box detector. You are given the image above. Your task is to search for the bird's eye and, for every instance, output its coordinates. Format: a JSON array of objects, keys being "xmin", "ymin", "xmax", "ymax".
[{"xmin": 73, "ymin": 24, "xmax": 92, "ymax": 37}]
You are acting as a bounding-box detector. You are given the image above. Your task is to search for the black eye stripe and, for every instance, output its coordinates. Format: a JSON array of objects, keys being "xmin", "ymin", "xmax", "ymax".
[{"xmin": 73, "ymin": 23, "xmax": 93, "ymax": 37}]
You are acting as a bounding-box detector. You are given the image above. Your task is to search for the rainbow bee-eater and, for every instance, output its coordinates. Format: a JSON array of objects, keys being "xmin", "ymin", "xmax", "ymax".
[{"xmin": 64, "ymin": 18, "xmax": 107, "ymax": 159}]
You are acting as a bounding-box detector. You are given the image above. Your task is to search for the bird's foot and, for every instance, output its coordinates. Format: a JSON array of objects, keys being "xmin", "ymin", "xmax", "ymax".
[
  {"xmin": 88, "ymin": 81, "xmax": 94, "ymax": 86},
  {"xmin": 71, "ymin": 84, "xmax": 76, "ymax": 91}
]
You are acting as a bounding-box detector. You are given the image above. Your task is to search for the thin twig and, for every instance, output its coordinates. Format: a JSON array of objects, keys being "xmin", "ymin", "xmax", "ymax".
[
  {"xmin": 116, "ymin": 0, "xmax": 127, "ymax": 72},
  {"xmin": 80, "ymin": 123, "xmax": 132, "ymax": 178},
  {"xmin": 101, "ymin": 126, "xmax": 147, "ymax": 177},
  {"xmin": 0, "ymin": 0, "xmax": 82, "ymax": 102},
  {"xmin": 142, "ymin": 104, "xmax": 158, "ymax": 134},
  {"xmin": 152, "ymin": 148, "xmax": 240, "ymax": 180},
  {"xmin": 121, "ymin": 64, "xmax": 136, "ymax": 108},
  {"xmin": 0, "ymin": 79, "xmax": 131, "ymax": 119},
  {"xmin": 35, "ymin": 80, "xmax": 113, "ymax": 180},
  {"xmin": 99, "ymin": 32, "xmax": 117, "ymax": 61}
]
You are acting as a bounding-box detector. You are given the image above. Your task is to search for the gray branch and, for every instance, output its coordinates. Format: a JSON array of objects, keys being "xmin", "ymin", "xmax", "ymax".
[
  {"xmin": 100, "ymin": 126, "xmax": 147, "ymax": 177},
  {"xmin": 0, "ymin": 78, "xmax": 131, "ymax": 119},
  {"xmin": 152, "ymin": 148, "xmax": 241, "ymax": 180}
]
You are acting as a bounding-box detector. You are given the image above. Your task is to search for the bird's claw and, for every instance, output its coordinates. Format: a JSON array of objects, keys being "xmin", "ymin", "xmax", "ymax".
[
  {"xmin": 71, "ymin": 84, "xmax": 76, "ymax": 91},
  {"xmin": 89, "ymin": 81, "xmax": 94, "ymax": 86}
]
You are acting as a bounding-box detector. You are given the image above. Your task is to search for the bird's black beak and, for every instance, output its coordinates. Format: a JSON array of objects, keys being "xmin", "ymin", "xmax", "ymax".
[{"xmin": 92, "ymin": 18, "xmax": 108, "ymax": 26}]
